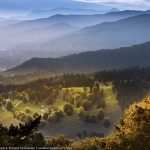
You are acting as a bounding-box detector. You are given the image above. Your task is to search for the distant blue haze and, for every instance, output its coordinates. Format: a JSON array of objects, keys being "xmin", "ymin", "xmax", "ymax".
[{"xmin": 0, "ymin": 0, "xmax": 149, "ymax": 17}]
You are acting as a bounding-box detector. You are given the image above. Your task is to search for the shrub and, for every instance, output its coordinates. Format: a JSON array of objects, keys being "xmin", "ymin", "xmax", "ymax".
[
  {"xmin": 76, "ymin": 131, "xmax": 82, "ymax": 138},
  {"xmin": 74, "ymin": 94, "xmax": 80, "ymax": 100},
  {"xmin": 26, "ymin": 114, "xmax": 33, "ymax": 121},
  {"xmin": 63, "ymin": 103, "xmax": 73, "ymax": 114},
  {"xmin": 84, "ymin": 114, "xmax": 90, "ymax": 123},
  {"xmin": 81, "ymin": 100, "xmax": 89, "ymax": 111},
  {"xmin": 23, "ymin": 97, "xmax": 27, "ymax": 103},
  {"xmin": 103, "ymin": 117, "xmax": 110, "ymax": 128},
  {"xmin": 66, "ymin": 109, "xmax": 73, "ymax": 116},
  {"xmin": 16, "ymin": 112, "xmax": 24, "ymax": 120},
  {"xmin": 2, "ymin": 100, "xmax": 6, "ymax": 105},
  {"xmin": 82, "ymin": 128, "xmax": 87, "ymax": 137},
  {"xmin": 25, "ymin": 107, "xmax": 31, "ymax": 114},
  {"xmin": 48, "ymin": 114, "xmax": 60, "ymax": 124},
  {"xmin": 55, "ymin": 110, "xmax": 64, "ymax": 118},
  {"xmin": 43, "ymin": 112, "xmax": 50, "ymax": 120},
  {"xmin": 96, "ymin": 132, "xmax": 104, "ymax": 138},
  {"xmin": 14, "ymin": 111, "xmax": 20, "ymax": 118},
  {"xmin": 19, "ymin": 114, "xmax": 26, "ymax": 122},
  {"xmin": 89, "ymin": 114, "xmax": 97, "ymax": 123},
  {"xmin": 97, "ymin": 108, "xmax": 104, "ymax": 120},
  {"xmin": 6, "ymin": 101, "xmax": 13, "ymax": 111},
  {"xmin": 59, "ymin": 85, "xmax": 62, "ymax": 90},
  {"xmin": 77, "ymin": 106, "xmax": 85, "ymax": 118},
  {"xmin": 84, "ymin": 114, "xmax": 96, "ymax": 123},
  {"xmin": 90, "ymin": 131, "xmax": 104, "ymax": 138},
  {"xmin": 90, "ymin": 131, "xmax": 97, "ymax": 138},
  {"xmin": 23, "ymin": 118, "xmax": 28, "ymax": 123},
  {"xmin": 33, "ymin": 112, "xmax": 39, "ymax": 119},
  {"xmin": 76, "ymin": 99, "xmax": 82, "ymax": 108}
]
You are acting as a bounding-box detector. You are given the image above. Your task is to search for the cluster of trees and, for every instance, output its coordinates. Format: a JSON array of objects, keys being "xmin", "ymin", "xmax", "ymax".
[
  {"xmin": 0, "ymin": 100, "xmax": 14, "ymax": 111},
  {"xmin": 1, "ymin": 94, "xmax": 150, "ymax": 149},
  {"xmin": 0, "ymin": 74, "xmax": 94, "ymax": 96},
  {"xmin": 76, "ymin": 129, "xmax": 104, "ymax": 139},
  {"xmin": 0, "ymin": 85, "xmax": 59, "ymax": 107},
  {"xmin": 113, "ymin": 78, "xmax": 149, "ymax": 110},
  {"xmin": 63, "ymin": 84, "xmax": 105, "ymax": 112},
  {"xmin": 63, "ymin": 103, "xmax": 73, "ymax": 116},
  {"xmin": 0, "ymin": 74, "xmax": 94, "ymax": 106},
  {"xmin": 14, "ymin": 107, "xmax": 63, "ymax": 127},
  {"xmin": 83, "ymin": 109, "xmax": 110, "ymax": 126},
  {"xmin": 46, "ymin": 93, "xmax": 150, "ymax": 149}
]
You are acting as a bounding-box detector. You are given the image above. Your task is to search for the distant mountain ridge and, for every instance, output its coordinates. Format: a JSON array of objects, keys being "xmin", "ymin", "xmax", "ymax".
[
  {"xmin": 9, "ymin": 41, "xmax": 150, "ymax": 74},
  {"xmin": 14, "ymin": 14, "xmax": 150, "ymax": 53},
  {"xmin": 0, "ymin": 23, "xmax": 79, "ymax": 48},
  {"xmin": 1, "ymin": 10, "xmax": 150, "ymax": 49},
  {"xmin": 19, "ymin": 7, "xmax": 120, "ymax": 20}
]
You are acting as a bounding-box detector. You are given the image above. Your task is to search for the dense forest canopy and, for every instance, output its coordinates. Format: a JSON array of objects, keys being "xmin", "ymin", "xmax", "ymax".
[
  {"xmin": 0, "ymin": 73, "xmax": 94, "ymax": 95},
  {"xmin": 94, "ymin": 66, "xmax": 150, "ymax": 110},
  {"xmin": 94, "ymin": 66, "xmax": 150, "ymax": 82}
]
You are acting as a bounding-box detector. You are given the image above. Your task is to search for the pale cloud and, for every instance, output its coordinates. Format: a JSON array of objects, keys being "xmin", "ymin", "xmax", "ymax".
[{"xmin": 74, "ymin": 0, "xmax": 150, "ymax": 6}]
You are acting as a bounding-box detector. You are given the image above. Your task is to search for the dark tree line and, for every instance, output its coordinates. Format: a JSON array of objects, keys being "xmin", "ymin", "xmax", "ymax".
[
  {"xmin": 94, "ymin": 66, "xmax": 150, "ymax": 83},
  {"xmin": 0, "ymin": 74, "xmax": 94, "ymax": 100},
  {"xmin": 113, "ymin": 79, "xmax": 149, "ymax": 110}
]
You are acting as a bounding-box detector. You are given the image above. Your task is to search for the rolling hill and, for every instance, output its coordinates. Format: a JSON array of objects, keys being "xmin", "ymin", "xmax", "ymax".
[{"xmin": 7, "ymin": 41, "xmax": 150, "ymax": 75}]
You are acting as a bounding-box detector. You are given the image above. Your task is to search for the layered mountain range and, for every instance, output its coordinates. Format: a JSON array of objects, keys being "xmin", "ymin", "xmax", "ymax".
[
  {"xmin": 1, "ymin": 10, "xmax": 150, "ymax": 72},
  {"xmin": 7, "ymin": 41, "xmax": 150, "ymax": 75}
]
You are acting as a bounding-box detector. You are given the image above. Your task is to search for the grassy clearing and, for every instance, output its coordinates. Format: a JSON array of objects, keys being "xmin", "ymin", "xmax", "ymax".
[
  {"xmin": 40, "ymin": 84, "xmax": 122, "ymax": 139},
  {"xmin": 0, "ymin": 106, "xmax": 20, "ymax": 126},
  {"xmin": 0, "ymin": 84, "xmax": 122, "ymax": 139}
]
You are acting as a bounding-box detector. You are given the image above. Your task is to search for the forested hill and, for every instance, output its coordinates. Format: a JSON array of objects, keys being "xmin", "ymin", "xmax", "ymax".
[{"xmin": 10, "ymin": 41, "xmax": 150, "ymax": 74}]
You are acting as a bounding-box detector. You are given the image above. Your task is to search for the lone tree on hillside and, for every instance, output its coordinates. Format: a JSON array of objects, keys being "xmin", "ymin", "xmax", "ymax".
[
  {"xmin": 63, "ymin": 103, "xmax": 73, "ymax": 115},
  {"xmin": 81, "ymin": 100, "xmax": 89, "ymax": 111},
  {"xmin": 103, "ymin": 117, "xmax": 111, "ymax": 128},
  {"xmin": 97, "ymin": 108, "xmax": 104, "ymax": 120},
  {"xmin": 6, "ymin": 101, "xmax": 13, "ymax": 111}
]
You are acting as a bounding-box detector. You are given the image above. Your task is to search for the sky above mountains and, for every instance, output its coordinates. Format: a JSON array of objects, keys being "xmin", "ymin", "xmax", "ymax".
[{"xmin": 0, "ymin": 0, "xmax": 150, "ymax": 17}]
